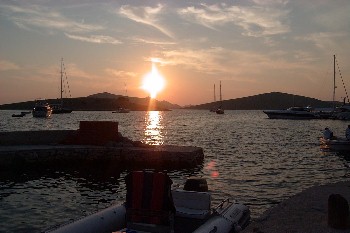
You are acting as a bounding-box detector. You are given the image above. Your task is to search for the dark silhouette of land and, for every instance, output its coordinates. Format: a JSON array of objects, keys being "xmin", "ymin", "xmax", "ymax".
[
  {"xmin": 0, "ymin": 92, "xmax": 337, "ymax": 111},
  {"xmin": 186, "ymin": 92, "xmax": 335, "ymax": 110},
  {"xmin": 0, "ymin": 92, "xmax": 180, "ymax": 111}
]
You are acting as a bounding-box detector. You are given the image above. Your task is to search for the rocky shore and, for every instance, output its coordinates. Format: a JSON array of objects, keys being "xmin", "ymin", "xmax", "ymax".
[{"xmin": 243, "ymin": 181, "xmax": 350, "ymax": 233}]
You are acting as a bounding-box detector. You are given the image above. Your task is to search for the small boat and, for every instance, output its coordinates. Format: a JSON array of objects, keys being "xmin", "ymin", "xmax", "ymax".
[
  {"xmin": 51, "ymin": 104, "xmax": 73, "ymax": 114},
  {"xmin": 263, "ymin": 106, "xmax": 317, "ymax": 119},
  {"xmin": 12, "ymin": 113, "xmax": 25, "ymax": 117},
  {"xmin": 32, "ymin": 100, "xmax": 52, "ymax": 118},
  {"xmin": 21, "ymin": 111, "xmax": 32, "ymax": 115},
  {"xmin": 46, "ymin": 171, "xmax": 250, "ymax": 233},
  {"xmin": 215, "ymin": 81, "xmax": 224, "ymax": 114},
  {"xmin": 112, "ymin": 108, "xmax": 130, "ymax": 113},
  {"xmin": 320, "ymin": 137, "xmax": 350, "ymax": 151},
  {"xmin": 216, "ymin": 108, "xmax": 224, "ymax": 114}
]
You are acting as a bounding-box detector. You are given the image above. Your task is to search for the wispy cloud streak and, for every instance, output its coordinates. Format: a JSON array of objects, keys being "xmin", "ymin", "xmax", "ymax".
[
  {"xmin": 118, "ymin": 4, "xmax": 173, "ymax": 38},
  {"xmin": 178, "ymin": 2, "xmax": 290, "ymax": 37},
  {"xmin": 65, "ymin": 33, "xmax": 122, "ymax": 44},
  {"xmin": 0, "ymin": 4, "xmax": 103, "ymax": 33},
  {"xmin": 0, "ymin": 60, "xmax": 20, "ymax": 72}
]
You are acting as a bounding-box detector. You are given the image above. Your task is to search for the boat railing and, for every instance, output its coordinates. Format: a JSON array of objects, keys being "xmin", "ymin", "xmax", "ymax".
[{"xmin": 212, "ymin": 198, "xmax": 232, "ymax": 214}]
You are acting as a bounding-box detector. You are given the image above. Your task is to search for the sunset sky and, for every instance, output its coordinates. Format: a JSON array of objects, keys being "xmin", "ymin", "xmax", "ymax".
[{"xmin": 0, "ymin": 0, "xmax": 349, "ymax": 106}]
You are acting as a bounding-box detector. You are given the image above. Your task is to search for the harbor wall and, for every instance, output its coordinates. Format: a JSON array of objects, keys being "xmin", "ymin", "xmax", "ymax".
[
  {"xmin": 0, "ymin": 144, "xmax": 204, "ymax": 170},
  {"xmin": 0, "ymin": 121, "xmax": 204, "ymax": 169}
]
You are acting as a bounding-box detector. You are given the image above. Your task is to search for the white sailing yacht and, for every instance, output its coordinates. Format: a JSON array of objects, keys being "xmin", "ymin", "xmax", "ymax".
[{"xmin": 51, "ymin": 58, "xmax": 73, "ymax": 114}]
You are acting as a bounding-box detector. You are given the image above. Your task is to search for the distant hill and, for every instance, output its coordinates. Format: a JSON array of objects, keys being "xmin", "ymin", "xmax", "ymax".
[
  {"xmin": 86, "ymin": 92, "xmax": 181, "ymax": 110},
  {"xmin": 0, "ymin": 92, "xmax": 181, "ymax": 111},
  {"xmin": 187, "ymin": 92, "xmax": 335, "ymax": 110},
  {"xmin": 0, "ymin": 92, "xmax": 337, "ymax": 111}
]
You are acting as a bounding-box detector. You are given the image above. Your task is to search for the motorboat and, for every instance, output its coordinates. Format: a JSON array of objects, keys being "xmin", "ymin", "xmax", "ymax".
[
  {"xmin": 216, "ymin": 108, "xmax": 224, "ymax": 114},
  {"xmin": 12, "ymin": 113, "xmax": 25, "ymax": 117},
  {"xmin": 32, "ymin": 100, "xmax": 53, "ymax": 118},
  {"xmin": 333, "ymin": 105, "xmax": 350, "ymax": 120},
  {"xmin": 51, "ymin": 104, "xmax": 73, "ymax": 114},
  {"xmin": 112, "ymin": 108, "xmax": 130, "ymax": 113},
  {"xmin": 46, "ymin": 171, "xmax": 250, "ymax": 233},
  {"xmin": 320, "ymin": 137, "xmax": 350, "ymax": 151},
  {"xmin": 263, "ymin": 106, "xmax": 317, "ymax": 119}
]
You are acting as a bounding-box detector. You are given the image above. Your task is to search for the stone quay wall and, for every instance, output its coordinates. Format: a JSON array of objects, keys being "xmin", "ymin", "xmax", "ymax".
[
  {"xmin": 0, "ymin": 121, "xmax": 204, "ymax": 169},
  {"xmin": 0, "ymin": 144, "xmax": 204, "ymax": 170}
]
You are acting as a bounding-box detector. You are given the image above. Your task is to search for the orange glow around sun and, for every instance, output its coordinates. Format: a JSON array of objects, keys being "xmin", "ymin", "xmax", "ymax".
[{"xmin": 142, "ymin": 62, "xmax": 165, "ymax": 98}]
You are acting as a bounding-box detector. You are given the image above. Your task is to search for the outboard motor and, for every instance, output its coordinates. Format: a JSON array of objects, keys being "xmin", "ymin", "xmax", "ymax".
[{"xmin": 184, "ymin": 177, "xmax": 208, "ymax": 192}]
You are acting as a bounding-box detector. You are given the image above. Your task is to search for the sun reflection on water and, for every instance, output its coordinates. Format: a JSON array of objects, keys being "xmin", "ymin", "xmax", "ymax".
[{"xmin": 143, "ymin": 111, "xmax": 164, "ymax": 145}]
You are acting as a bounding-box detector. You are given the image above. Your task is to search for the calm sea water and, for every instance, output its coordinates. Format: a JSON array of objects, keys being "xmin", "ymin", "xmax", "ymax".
[{"xmin": 1, "ymin": 109, "xmax": 350, "ymax": 233}]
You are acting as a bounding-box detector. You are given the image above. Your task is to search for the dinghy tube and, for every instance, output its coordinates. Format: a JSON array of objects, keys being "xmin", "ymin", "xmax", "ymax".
[
  {"xmin": 193, "ymin": 201, "xmax": 250, "ymax": 233},
  {"xmin": 47, "ymin": 204, "xmax": 126, "ymax": 233}
]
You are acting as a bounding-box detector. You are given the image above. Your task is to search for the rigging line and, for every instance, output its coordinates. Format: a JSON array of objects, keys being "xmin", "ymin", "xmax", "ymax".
[
  {"xmin": 335, "ymin": 57, "xmax": 349, "ymax": 103},
  {"xmin": 62, "ymin": 62, "xmax": 72, "ymax": 98}
]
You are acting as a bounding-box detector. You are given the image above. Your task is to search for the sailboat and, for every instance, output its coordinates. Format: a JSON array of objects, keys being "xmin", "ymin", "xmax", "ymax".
[
  {"xmin": 51, "ymin": 58, "xmax": 73, "ymax": 114},
  {"xmin": 209, "ymin": 84, "xmax": 217, "ymax": 112},
  {"xmin": 329, "ymin": 54, "xmax": 350, "ymax": 120},
  {"xmin": 216, "ymin": 81, "xmax": 224, "ymax": 114}
]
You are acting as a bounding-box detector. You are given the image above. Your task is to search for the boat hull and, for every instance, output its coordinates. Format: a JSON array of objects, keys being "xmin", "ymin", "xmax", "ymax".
[
  {"xmin": 46, "ymin": 199, "xmax": 250, "ymax": 233},
  {"xmin": 46, "ymin": 204, "xmax": 126, "ymax": 233},
  {"xmin": 263, "ymin": 110, "xmax": 317, "ymax": 119},
  {"xmin": 32, "ymin": 109, "xmax": 52, "ymax": 118},
  {"xmin": 320, "ymin": 137, "xmax": 350, "ymax": 151},
  {"xmin": 52, "ymin": 108, "xmax": 73, "ymax": 114}
]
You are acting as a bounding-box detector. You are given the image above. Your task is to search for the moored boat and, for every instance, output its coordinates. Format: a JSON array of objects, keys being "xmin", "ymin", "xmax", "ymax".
[
  {"xmin": 46, "ymin": 171, "xmax": 250, "ymax": 233},
  {"xmin": 12, "ymin": 113, "xmax": 25, "ymax": 117},
  {"xmin": 216, "ymin": 108, "xmax": 224, "ymax": 114},
  {"xmin": 52, "ymin": 58, "xmax": 73, "ymax": 114},
  {"xmin": 320, "ymin": 137, "xmax": 350, "ymax": 151},
  {"xmin": 32, "ymin": 100, "xmax": 52, "ymax": 118},
  {"xmin": 51, "ymin": 104, "xmax": 73, "ymax": 114},
  {"xmin": 112, "ymin": 108, "xmax": 130, "ymax": 113},
  {"xmin": 215, "ymin": 81, "xmax": 225, "ymax": 114},
  {"xmin": 263, "ymin": 106, "xmax": 317, "ymax": 119},
  {"xmin": 333, "ymin": 105, "xmax": 350, "ymax": 120}
]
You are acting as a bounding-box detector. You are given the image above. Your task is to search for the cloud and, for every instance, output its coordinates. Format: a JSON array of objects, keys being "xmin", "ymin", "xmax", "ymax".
[
  {"xmin": 0, "ymin": 60, "xmax": 20, "ymax": 71},
  {"xmin": 131, "ymin": 37, "xmax": 176, "ymax": 45},
  {"xmin": 65, "ymin": 33, "xmax": 122, "ymax": 44},
  {"xmin": 156, "ymin": 47, "xmax": 229, "ymax": 74},
  {"xmin": 178, "ymin": 2, "xmax": 290, "ymax": 37},
  {"xmin": 105, "ymin": 69, "xmax": 137, "ymax": 78},
  {"xmin": 0, "ymin": 4, "xmax": 103, "ymax": 33},
  {"xmin": 295, "ymin": 32, "xmax": 346, "ymax": 51},
  {"xmin": 118, "ymin": 4, "xmax": 173, "ymax": 38}
]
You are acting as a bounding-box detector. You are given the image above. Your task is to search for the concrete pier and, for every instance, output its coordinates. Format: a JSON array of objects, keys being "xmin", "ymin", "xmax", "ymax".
[
  {"xmin": 0, "ymin": 121, "xmax": 204, "ymax": 170},
  {"xmin": 243, "ymin": 181, "xmax": 350, "ymax": 233}
]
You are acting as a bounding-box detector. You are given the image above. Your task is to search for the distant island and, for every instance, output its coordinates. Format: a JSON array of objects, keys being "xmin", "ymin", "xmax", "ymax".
[
  {"xmin": 186, "ymin": 92, "xmax": 336, "ymax": 110},
  {"xmin": 0, "ymin": 92, "xmax": 338, "ymax": 111},
  {"xmin": 0, "ymin": 92, "xmax": 181, "ymax": 111}
]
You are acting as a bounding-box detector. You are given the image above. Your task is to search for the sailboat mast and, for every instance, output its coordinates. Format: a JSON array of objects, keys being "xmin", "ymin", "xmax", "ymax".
[
  {"xmin": 333, "ymin": 54, "xmax": 336, "ymax": 109},
  {"xmin": 220, "ymin": 81, "xmax": 222, "ymax": 102},
  {"xmin": 214, "ymin": 84, "xmax": 216, "ymax": 102},
  {"xmin": 60, "ymin": 58, "xmax": 63, "ymax": 106}
]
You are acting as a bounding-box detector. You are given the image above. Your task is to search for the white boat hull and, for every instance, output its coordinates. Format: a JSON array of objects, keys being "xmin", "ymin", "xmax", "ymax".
[
  {"xmin": 46, "ymin": 200, "xmax": 250, "ymax": 233},
  {"xmin": 263, "ymin": 110, "xmax": 317, "ymax": 119},
  {"xmin": 46, "ymin": 204, "xmax": 126, "ymax": 233}
]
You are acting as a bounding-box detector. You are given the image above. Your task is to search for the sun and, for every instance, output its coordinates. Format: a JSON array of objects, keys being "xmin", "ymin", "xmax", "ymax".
[{"xmin": 142, "ymin": 62, "xmax": 165, "ymax": 99}]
